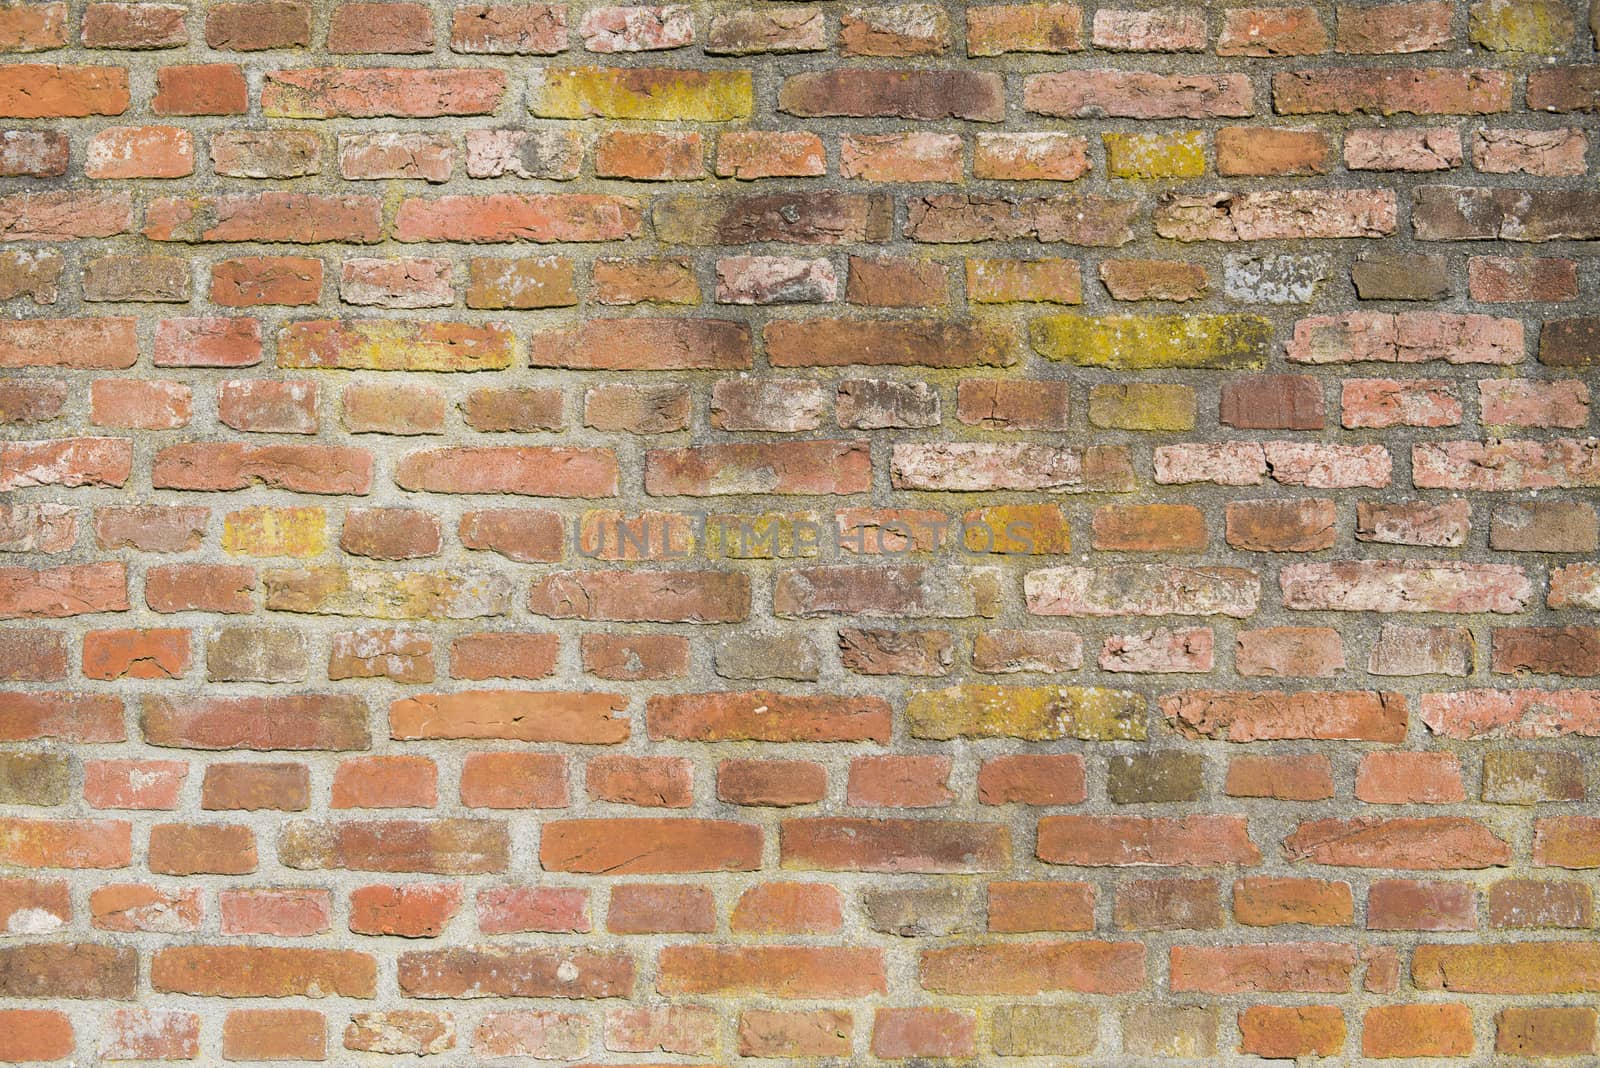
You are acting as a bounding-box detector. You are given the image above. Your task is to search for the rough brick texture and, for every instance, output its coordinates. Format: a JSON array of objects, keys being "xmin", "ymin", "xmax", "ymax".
[{"xmin": 2, "ymin": 1, "xmax": 1599, "ymax": 1063}]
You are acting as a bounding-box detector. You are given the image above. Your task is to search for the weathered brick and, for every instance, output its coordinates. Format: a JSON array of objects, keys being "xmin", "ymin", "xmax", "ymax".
[
  {"xmin": 1415, "ymin": 185, "xmax": 1600, "ymax": 241},
  {"xmin": 707, "ymin": 9, "xmax": 825, "ymax": 54},
  {"xmin": 921, "ymin": 941, "xmax": 1145, "ymax": 995},
  {"xmin": 1156, "ymin": 190, "xmax": 1397, "ymax": 240},
  {"xmin": 1027, "ymin": 70, "xmax": 1251, "ymax": 118},
  {"xmin": 781, "ymin": 69, "xmax": 1001, "ymax": 120}
]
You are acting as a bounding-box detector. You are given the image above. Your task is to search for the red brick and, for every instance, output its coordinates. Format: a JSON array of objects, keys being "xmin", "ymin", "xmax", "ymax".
[
  {"xmin": 153, "ymin": 443, "xmax": 371, "ymax": 494},
  {"xmin": 608, "ymin": 883, "xmax": 713, "ymax": 934},
  {"xmin": 391, "ymin": 690, "xmax": 625, "ymax": 744},
  {"xmin": 601, "ymin": 1005, "xmax": 714, "ymax": 1057},
  {"xmin": 159, "ymin": 950, "xmax": 351, "ymax": 1001},
  {"xmin": 0, "ymin": 884, "xmax": 63, "ymax": 945},
  {"xmin": 448, "ymin": 632, "xmax": 558, "ymax": 681},
  {"xmin": 332, "ymin": 755, "xmax": 437, "ymax": 810},
  {"xmin": 475, "ymin": 1010, "xmax": 586, "ymax": 1059},
  {"xmin": 737, "ymin": 1009, "xmax": 852, "ymax": 1057},
  {"xmin": 206, "ymin": 1, "xmax": 312, "ymax": 49},
  {"xmin": 1496, "ymin": 1007, "xmax": 1598, "ymax": 1057},
  {"xmin": 86, "ymin": 124, "xmax": 192, "ymax": 178},
  {"xmin": 1285, "ymin": 817, "xmax": 1512, "ymax": 869},
  {"xmin": 149, "ymin": 822, "xmax": 256, "ymax": 875},
  {"xmin": 1529, "ymin": 67, "xmax": 1600, "ymax": 111},
  {"xmin": 212, "ymin": 256, "xmax": 322, "ymax": 306},
  {"xmin": 0, "ymin": 1009, "xmax": 73, "ymax": 1062},
  {"xmin": 1092, "ymin": 503, "xmax": 1206, "ymax": 552},
  {"xmin": 0, "ymin": 693, "xmax": 124, "ymax": 743},
  {"xmin": 783, "ymin": 817, "xmax": 1010, "ymax": 873},
  {"xmin": 349, "ymin": 883, "xmax": 460, "ymax": 937},
  {"xmin": 82, "ymin": 627, "xmax": 189, "ymax": 680},
  {"xmin": 1172, "ymin": 942, "xmax": 1356, "ymax": 993},
  {"xmin": 327, "ymin": 2, "xmax": 432, "ymax": 52},
  {"xmin": 717, "ymin": 759, "xmax": 826, "ymax": 807},
  {"xmin": 155, "ymin": 317, "xmax": 262, "ymax": 367},
  {"xmin": 0, "ymin": 818, "xmax": 132, "ymax": 869},
  {"xmin": 1235, "ymin": 627, "xmax": 1345, "ymax": 678},
  {"xmin": 217, "ymin": 378, "xmax": 316, "ymax": 434},
  {"xmin": 80, "ymin": 2, "xmax": 186, "ymax": 47},
  {"xmin": 476, "ymin": 886, "xmax": 589, "ymax": 934},
  {"xmin": 398, "ymin": 946, "xmax": 628, "ymax": 998},
  {"xmin": 660, "ymin": 945, "xmax": 885, "ymax": 998},
  {"xmin": 1027, "ymin": 70, "xmax": 1251, "ymax": 118},
  {"xmin": 0, "ymin": 3, "xmax": 67, "ymax": 50},
  {"xmin": 0, "ymin": 379, "xmax": 68, "ymax": 422},
  {"xmin": 1471, "ymin": 255, "xmax": 1578, "ymax": 302},
  {"xmin": 144, "ymin": 694, "xmax": 367, "ymax": 751},
  {"xmin": 281, "ymin": 818, "xmax": 508, "ymax": 875},
  {"xmin": 1275, "ymin": 67, "xmax": 1510, "ymax": 114},
  {"xmin": 146, "ymin": 193, "xmax": 382, "ymax": 243},
  {"xmin": 872, "ymin": 1008, "xmax": 976, "ymax": 1059},
  {"xmin": 0, "ymin": 64, "xmax": 128, "ymax": 117},
  {"xmin": 450, "ymin": 3, "xmax": 564, "ymax": 52},
  {"xmin": 0, "ymin": 133, "xmax": 66, "ymax": 182},
  {"xmin": 210, "ymin": 128, "xmax": 321, "ymax": 177},
  {"xmin": 587, "ymin": 755, "xmax": 692, "ymax": 808},
  {"xmin": 458, "ymin": 752, "xmax": 566, "ymax": 810},
  {"xmin": 90, "ymin": 883, "xmax": 200, "ymax": 935},
  {"xmin": 1218, "ymin": 6, "xmax": 1328, "ymax": 55},
  {"xmin": 0, "ymin": 317, "xmax": 132, "ymax": 369},
  {"xmin": 222, "ymin": 1009, "xmax": 325, "ymax": 1061},
  {"xmin": 2, "ymin": 437, "xmax": 133, "ymax": 491},
  {"xmin": 957, "ymin": 378, "xmax": 1071, "ymax": 429},
  {"xmin": 0, "ymin": 561, "xmax": 129, "ymax": 619},
  {"xmin": 102, "ymin": 1009, "xmax": 200, "ymax": 1060},
  {"xmin": 974, "ymin": 132, "xmax": 1089, "ymax": 181},
  {"xmin": 1217, "ymin": 125, "xmax": 1332, "ymax": 175},
  {"xmin": 221, "ymin": 887, "xmax": 331, "ymax": 936},
  {"xmin": 652, "ymin": 690, "xmax": 889, "ymax": 743},
  {"xmin": 87, "ymin": 380, "xmax": 188, "ymax": 430},
  {"xmin": 1481, "ymin": 378, "xmax": 1590, "ymax": 428},
  {"xmin": 780, "ymin": 69, "xmax": 1000, "ymax": 121},
  {"xmin": 202, "ymin": 763, "xmax": 310, "ymax": 812},
  {"xmin": 153, "ymin": 63, "xmax": 246, "ymax": 114},
  {"xmin": 1234, "ymin": 876, "xmax": 1353, "ymax": 926},
  {"xmin": 847, "ymin": 755, "xmax": 953, "ymax": 808},
  {"xmin": 920, "ymin": 941, "xmax": 1143, "ymax": 995},
  {"xmin": 1222, "ymin": 751, "xmax": 1337, "ymax": 799},
  {"xmin": 1363, "ymin": 1004, "xmax": 1473, "ymax": 1057},
  {"xmin": 1337, "ymin": 2, "xmax": 1452, "ymax": 52},
  {"xmin": 1240, "ymin": 1006, "xmax": 1347, "ymax": 1059},
  {"xmin": 1114, "ymin": 877, "xmax": 1222, "ymax": 931},
  {"xmin": 1355, "ymin": 752, "xmax": 1466, "ymax": 804},
  {"xmin": 1413, "ymin": 942, "xmax": 1600, "ymax": 994},
  {"xmin": 1535, "ymin": 816, "xmax": 1600, "ymax": 869},
  {"xmin": 0, "ymin": 943, "xmax": 136, "ymax": 997},
  {"xmin": 708, "ymin": 7, "xmax": 824, "ymax": 54},
  {"xmin": 1039, "ymin": 815, "xmax": 1259, "ymax": 867},
  {"xmin": 1368, "ymin": 878, "xmax": 1475, "ymax": 931},
  {"xmin": 977, "ymin": 754, "xmax": 1087, "ymax": 806},
  {"xmin": 84, "ymin": 759, "xmax": 185, "ymax": 809},
  {"xmin": 1164, "ymin": 689, "xmax": 1405, "ymax": 742},
  {"xmin": 989, "ymin": 880, "xmax": 1095, "ymax": 933},
  {"xmin": 730, "ymin": 882, "xmax": 841, "ymax": 934},
  {"xmin": 88, "ymin": 506, "xmax": 198, "ymax": 554},
  {"xmin": 0, "ymin": 628, "xmax": 67, "ymax": 680},
  {"xmin": 541, "ymin": 818, "xmax": 760, "ymax": 874},
  {"xmin": 343, "ymin": 382, "xmax": 447, "ymax": 435},
  {"xmin": 1488, "ymin": 879, "xmax": 1591, "ymax": 929}
]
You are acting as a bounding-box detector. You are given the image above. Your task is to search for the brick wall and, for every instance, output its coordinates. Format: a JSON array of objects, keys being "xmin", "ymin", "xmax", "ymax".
[{"xmin": 2, "ymin": 0, "xmax": 1599, "ymax": 1062}]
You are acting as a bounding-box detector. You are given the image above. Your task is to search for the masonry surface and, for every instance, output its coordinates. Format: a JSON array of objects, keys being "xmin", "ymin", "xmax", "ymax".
[{"xmin": 1, "ymin": 0, "xmax": 1599, "ymax": 1063}]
